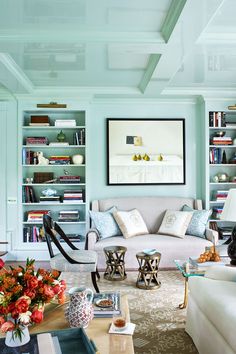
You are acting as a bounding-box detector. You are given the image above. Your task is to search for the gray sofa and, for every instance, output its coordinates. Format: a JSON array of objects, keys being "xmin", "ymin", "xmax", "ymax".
[{"xmin": 86, "ymin": 196, "xmax": 217, "ymax": 270}]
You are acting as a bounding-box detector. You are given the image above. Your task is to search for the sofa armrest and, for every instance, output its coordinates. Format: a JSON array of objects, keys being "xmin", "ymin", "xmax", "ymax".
[
  {"xmin": 205, "ymin": 228, "xmax": 219, "ymax": 244},
  {"xmin": 85, "ymin": 228, "xmax": 100, "ymax": 250},
  {"xmin": 204, "ymin": 265, "xmax": 236, "ymax": 282}
]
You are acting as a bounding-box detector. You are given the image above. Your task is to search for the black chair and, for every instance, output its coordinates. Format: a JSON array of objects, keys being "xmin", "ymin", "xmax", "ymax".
[{"xmin": 43, "ymin": 214, "xmax": 100, "ymax": 293}]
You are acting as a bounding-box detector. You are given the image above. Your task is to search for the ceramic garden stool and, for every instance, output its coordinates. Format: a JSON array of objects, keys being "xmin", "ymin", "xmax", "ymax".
[
  {"xmin": 136, "ymin": 251, "xmax": 161, "ymax": 290},
  {"xmin": 103, "ymin": 246, "xmax": 127, "ymax": 281}
]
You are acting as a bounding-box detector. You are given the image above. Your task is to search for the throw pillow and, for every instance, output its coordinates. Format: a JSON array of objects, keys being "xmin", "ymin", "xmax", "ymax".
[
  {"xmin": 113, "ymin": 209, "xmax": 148, "ymax": 239},
  {"xmin": 157, "ymin": 210, "xmax": 193, "ymax": 238},
  {"xmin": 182, "ymin": 204, "xmax": 212, "ymax": 238},
  {"xmin": 89, "ymin": 207, "xmax": 121, "ymax": 239}
]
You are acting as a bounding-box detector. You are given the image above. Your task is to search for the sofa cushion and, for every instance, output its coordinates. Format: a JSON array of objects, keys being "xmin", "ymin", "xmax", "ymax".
[
  {"xmin": 189, "ymin": 276, "xmax": 236, "ymax": 351},
  {"xmin": 157, "ymin": 210, "xmax": 193, "ymax": 238},
  {"xmin": 89, "ymin": 206, "xmax": 121, "ymax": 239},
  {"xmin": 182, "ymin": 204, "xmax": 211, "ymax": 238},
  {"xmin": 93, "ymin": 233, "xmax": 213, "ymax": 269},
  {"xmin": 113, "ymin": 209, "xmax": 148, "ymax": 238}
]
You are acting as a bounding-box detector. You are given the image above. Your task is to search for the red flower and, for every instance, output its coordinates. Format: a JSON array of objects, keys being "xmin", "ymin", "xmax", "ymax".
[
  {"xmin": 1, "ymin": 320, "xmax": 15, "ymax": 333},
  {"xmin": 60, "ymin": 280, "xmax": 66, "ymax": 291},
  {"xmin": 0, "ymin": 316, "xmax": 5, "ymax": 326},
  {"xmin": 24, "ymin": 288, "xmax": 36, "ymax": 299},
  {"xmin": 0, "ymin": 259, "xmax": 5, "ymax": 270},
  {"xmin": 15, "ymin": 296, "xmax": 31, "ymax": 313},
  {"xmin": 52, "ymin": 284, "xmax": 61, "ymax": 295},
  {"xmin": 31, "ymin": 310, "xmax": 43, "ymax": 324},
  {"xmin": 43, "ymin": 285, "xmax": 55, "ymax": 299},
  {"xmin": 27, "ymin": 276, "xmax": 38, "ymax": 289}
]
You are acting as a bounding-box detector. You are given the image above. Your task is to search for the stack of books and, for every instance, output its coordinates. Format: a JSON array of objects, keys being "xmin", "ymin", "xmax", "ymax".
[
  {"xmin": 209, "ymin": 112, "xmax": 226, "ymax": 127},
  {"xmin": 212, "ymin": 206, "xmax": 223, "ymax": 219},
  {"xmin": 211, "ymin": 136, "xmax": 232, "ymax": 145},
  {"xmin": 58, "ymin": 210, "xmax": 79, "ymax": 222},
  {"xmin": 26, "ymin": 137, "xmax": 48, "ymax": 145},
  {"xmin": 23, "ymin": 186, "xmax": 36, "ymax": 203},
  {"xmin": 214, "ymin": 190, "xmax": 228, "ymax": 201},
  {"xmin": 29, "ymin": 115, "xmax": 50, "ymax": 126},
  {"xmin": 23, "ymin": 225, "xmax": 44, "ymax": 243},
  {"xmin": 22, "ymin": 150, "xmax": 39, "ymax": 165},
  {"xmin": 63, "ymin": 189, "xmax": 83, "ymax": 203},
  {"xmin": 49, "ymin": 156, "xmax": 71, "ymax": 165},
  {"xmin": 49, "ymin": 142, "xmax": 69, "ymax": 147},
  {"xmin": 27, "ymin": 210, "xmax": 50, "ymax": 222},
  {"xmin": 93, "ymin": 292, "xmax": 121, "ymax": 318},
  {"xmin": 59, "ymin": 175, "xmax": 81, "ymax": 183},
  {"xmin": 39, "ymin": 195, "xmax": 61, "ymax": 204},
  {"xmin": 55, "ymin": 119, "xmax": 76, "ymax": 127},
  {"xmin": 225, "ymin": 121, "xmax": 236, "ymax": 128},
  {"xmin": 73, "ymin": 129, "xmax": 85, "ymax": 145}
]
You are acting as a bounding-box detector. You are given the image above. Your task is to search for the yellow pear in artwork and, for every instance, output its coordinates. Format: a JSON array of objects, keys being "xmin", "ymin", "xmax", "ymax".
[
  {"xmin": 143, "ymin": 154, "xmax": 150, "ymax": 161},
  {"xmin": 137, "ymin": 154, "xmax": 142, "ymax": 160},
  {"xmin": 157, "ymin": 154, "xmax": 163, "ymax": 161},
  {"xmin": 132, "ymin": 154, "xmax": 138, "ymax": 161}
]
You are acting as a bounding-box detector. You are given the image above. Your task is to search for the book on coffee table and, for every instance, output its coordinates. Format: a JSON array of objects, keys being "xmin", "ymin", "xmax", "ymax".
[{"xmin": 93, "ymin": 292, "xmax": 121, "ymax": 318}]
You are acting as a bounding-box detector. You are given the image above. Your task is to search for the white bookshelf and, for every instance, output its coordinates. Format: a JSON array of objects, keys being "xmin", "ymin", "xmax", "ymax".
[{"xmin": 19, "ymin": 108, "xmax": 87, "ymax": 252}]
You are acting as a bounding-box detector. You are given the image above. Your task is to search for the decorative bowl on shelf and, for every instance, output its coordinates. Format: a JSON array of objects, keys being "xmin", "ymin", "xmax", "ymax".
[{"xmin": 212, "ymin": 173, "xmax": 229, "ymax": 183}]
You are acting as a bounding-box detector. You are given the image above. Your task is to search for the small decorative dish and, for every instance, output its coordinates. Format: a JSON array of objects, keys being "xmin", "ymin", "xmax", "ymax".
[
  {"xmin": 96, "ymin": 298, "xmax": 114, "ymax": 308},
  {"xmin": 143, "ymin": 248, "xmax": 157, "ymax": 255}
]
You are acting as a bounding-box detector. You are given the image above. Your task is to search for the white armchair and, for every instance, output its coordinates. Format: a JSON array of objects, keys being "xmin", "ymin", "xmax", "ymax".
[{"xmin": 186, "ymin": 265, "xmax": 236, "ymax": 354}]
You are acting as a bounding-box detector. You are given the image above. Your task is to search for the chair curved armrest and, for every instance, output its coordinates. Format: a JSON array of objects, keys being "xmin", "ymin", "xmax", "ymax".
[
  {"xmin": 85, "ymin": 228, "xmax": 100, "ymax": 250},
  {"xmin": 205, "ymin": 228, "xmax": 219, "ymax": 244}
]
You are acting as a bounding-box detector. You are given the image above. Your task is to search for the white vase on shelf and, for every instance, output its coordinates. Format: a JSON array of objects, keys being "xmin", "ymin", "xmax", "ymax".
[{"xmin": 72, "ymin": 154, "xmax": 84, "ymax": 165}]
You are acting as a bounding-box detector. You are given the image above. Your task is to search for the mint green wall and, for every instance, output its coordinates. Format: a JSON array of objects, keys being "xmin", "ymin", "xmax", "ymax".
[{"xmin": 88, "ymin": 99, "xmax": 202, "ymax": 202}]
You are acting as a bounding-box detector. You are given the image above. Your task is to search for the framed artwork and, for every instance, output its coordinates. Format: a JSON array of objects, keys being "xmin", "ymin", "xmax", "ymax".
[{"xmin": 107, "ymin": 118, "xmax": 186, "ymax": 185}]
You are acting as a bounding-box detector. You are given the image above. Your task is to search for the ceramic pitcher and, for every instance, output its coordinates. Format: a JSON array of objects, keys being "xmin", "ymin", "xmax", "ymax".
[{"xmin": 65, "ymin": 287, "xmax": 94, "ymax": 328}]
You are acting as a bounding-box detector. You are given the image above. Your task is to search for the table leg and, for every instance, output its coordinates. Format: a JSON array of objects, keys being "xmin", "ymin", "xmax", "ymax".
[{"xmin": 179, "ymin": 277, "xmax": 188, "ymax": 309}]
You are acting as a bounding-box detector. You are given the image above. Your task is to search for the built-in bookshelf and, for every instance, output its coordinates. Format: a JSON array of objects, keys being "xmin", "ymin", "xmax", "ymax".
[
  {"xmin": 19, "ymin": 109, "xmax": 87, "ymax": 251},
  {"xmin": 207, "ymin": 109, "xmax": 236, "ymax": 234}
]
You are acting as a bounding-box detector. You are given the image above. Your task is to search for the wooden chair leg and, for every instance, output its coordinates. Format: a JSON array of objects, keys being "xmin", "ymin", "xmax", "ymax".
[
  {"xmin": 96, "ymin": 267, "xmax": 100, "ymax": 279},
  {"xmin": 91, "ymin": 272, "xmax": 100, "ymax": 293}
]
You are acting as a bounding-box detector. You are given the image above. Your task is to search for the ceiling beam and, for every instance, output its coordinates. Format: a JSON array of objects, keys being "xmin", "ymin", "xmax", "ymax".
[
  {"xmin": 142, "ymin": 0, "xmax": 226, "ymax": 94},
  {"xmin": 161, "ymin": 0, "xmax": 187, "ymax": 43},
  {"xmin": 0, "ymin": 29, "xmax": 164, "ymax": 44},
  {"xmin": 0, "ymin": 54, "xmax": 34, "ymax": 94},
  {"xmin": 139, "ymin": 54, "xmax": 161, "ymax": 93}
]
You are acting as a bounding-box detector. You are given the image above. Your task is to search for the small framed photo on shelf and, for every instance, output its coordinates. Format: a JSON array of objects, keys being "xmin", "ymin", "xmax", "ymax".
[{"xmin": 107, "ymin": 118, "xmax": 186, "ymax": 185}]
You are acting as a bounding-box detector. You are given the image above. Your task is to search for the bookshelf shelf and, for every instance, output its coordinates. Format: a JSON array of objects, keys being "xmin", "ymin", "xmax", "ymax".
[{"xmin": 20, "ymin": 109, "xmax": 87, "ymax": 251}]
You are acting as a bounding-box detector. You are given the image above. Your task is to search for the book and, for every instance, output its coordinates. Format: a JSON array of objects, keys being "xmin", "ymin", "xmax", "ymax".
[
  {"xmin": 93, "ymin": 292, "xmax": 121, "ymax": 317},
  {"xmin": 49, "ymin": 142, "xmax": 69, "ymax": 147}
]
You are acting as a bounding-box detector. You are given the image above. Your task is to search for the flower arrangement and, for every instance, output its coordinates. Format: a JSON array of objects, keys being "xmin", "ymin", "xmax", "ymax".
[{"xmin": 0, "ymin": 258, "xmax": 66, "ymax": 342}]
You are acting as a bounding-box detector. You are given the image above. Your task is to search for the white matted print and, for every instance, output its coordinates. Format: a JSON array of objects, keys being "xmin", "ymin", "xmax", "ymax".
[{"xmin": 107, "ymin": 118, "xmax": 185, "ymax": 185}]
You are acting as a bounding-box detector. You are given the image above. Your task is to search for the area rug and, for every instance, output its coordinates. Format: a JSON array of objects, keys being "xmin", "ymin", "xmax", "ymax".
[{"xmin": 64, "ymin": 270, "xmax": 198, "ymax": 354}]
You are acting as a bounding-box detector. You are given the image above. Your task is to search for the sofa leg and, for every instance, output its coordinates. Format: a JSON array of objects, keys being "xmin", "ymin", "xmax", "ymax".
[{"xmin": 91, "ymin": 272, "xmax": 100, "ymax": 293}]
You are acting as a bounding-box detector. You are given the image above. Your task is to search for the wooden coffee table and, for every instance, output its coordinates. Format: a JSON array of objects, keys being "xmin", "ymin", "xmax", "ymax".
[{"xmin": 30, "ymin": 295, "xmax": 134, "ymax": 354}]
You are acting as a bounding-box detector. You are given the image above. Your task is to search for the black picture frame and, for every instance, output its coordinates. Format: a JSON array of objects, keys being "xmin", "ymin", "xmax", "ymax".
[{"xmin": 107, "ymin": 118, "xmax": 186, "ymax": 185}]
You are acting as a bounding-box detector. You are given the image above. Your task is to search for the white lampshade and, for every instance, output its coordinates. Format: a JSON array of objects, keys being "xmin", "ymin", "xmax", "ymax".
[{"xmin": 220, "ymin": 189, "xmax": 236, "ymax": 221}]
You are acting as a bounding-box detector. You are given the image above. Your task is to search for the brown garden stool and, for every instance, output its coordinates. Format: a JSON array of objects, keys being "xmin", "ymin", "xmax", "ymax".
[
  {"xmin": 136, "ymin": 251, "xmax": 161, "ymax": 290},
  {"xmin": 103, "ymin": 246, "xmax": 127, "ymax": 281}
]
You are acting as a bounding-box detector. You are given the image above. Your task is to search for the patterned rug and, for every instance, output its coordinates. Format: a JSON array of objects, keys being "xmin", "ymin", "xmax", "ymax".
[{"xmin": 65, "ymin": 270, "xmax": 198, "ymax": 354}]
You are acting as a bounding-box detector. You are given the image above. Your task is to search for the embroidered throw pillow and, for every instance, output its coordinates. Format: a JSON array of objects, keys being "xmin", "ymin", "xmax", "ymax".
[
  {"xmin": 89, "ymin": 206, "xmax": 121, "ymax": 239},
  {"xmin": 182, "ymin": 204, "xmax": 212, "ymax": 238},
  {"xmin": 113, "ymin": 209, "xmax": 148, "ymax": 239},
  {"xmin": 157, "ymin": 210, "xmax": 193, "ymax": 238}
]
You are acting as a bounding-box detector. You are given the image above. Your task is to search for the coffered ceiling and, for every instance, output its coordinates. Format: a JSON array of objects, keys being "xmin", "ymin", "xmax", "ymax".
[{"xmin": 0, "ymin": 0, "xmax": 235, "ymax": 98}]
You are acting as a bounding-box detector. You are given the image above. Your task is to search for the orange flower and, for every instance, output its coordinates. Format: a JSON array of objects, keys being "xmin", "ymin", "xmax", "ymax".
[
  {"xmin": 15, "ymin": 296, "xmax": 31, "ymax": 313},
  {"xmin": 51, "ymin": 269, "xmax": 60, "ymax": 279},
  {"xmin": 27, "ymin": 276, "xmax": 38, "ymax": 289}
]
